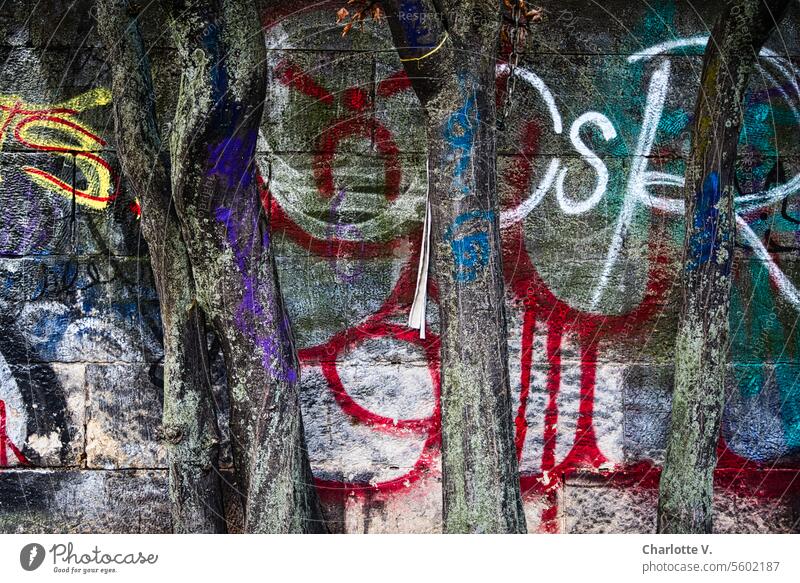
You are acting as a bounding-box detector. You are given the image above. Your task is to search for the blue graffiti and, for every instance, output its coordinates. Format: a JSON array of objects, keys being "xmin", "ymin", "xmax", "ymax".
[
  {"xmin": 398, "ymin": 0, "xmax": 435, "ymax": 49},
  {"xmin": 444, "ymin": 210, "xmax": 494, "ymax": 283},
  {"xmin": 687, "ymin": 171, "xmax": 730, "ymax": 273},
  {"xmin": 443, "ymin": 80, "xmax": 479, "ymax": 198},
  {"xmin": 200, "ymin": 21, "xmax": 228, "ymax": 105}
]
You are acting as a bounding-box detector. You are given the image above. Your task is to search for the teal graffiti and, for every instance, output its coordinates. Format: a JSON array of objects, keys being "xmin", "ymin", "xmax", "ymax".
[{"xmin": 731, "ymin": 255, "xmax": 800, "ymax": 454}]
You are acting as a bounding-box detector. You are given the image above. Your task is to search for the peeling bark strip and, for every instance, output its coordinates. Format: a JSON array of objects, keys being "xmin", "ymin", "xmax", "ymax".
[
  {"xmin": 657, "ymin": 0, "xmax": 791, "ymax": 534},
  {"xmin": 165, "ymin": 0, "xmax": 324, "ymax": 533},
  {"xmin": 383, "ymin": 0, "xmax": 526, "ymax": 533},
  {"xmin": 96, "ymin": 0, "xmax": 225, "ymax": 533}
]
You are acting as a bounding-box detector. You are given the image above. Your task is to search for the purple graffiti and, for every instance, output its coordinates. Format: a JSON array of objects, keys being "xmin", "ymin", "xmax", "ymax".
[
  {"xmin": 0, "ymin": 182, "xmax": 64, "ymax": 256},
  {"xmin": 325, "ymin": 190, "xmax": 366, "ymax": 283},
  {"xmin": 215, "ymin": 205, "xmax": 297, "ymax": 383},
  {"xmin": 207, "ymin": 129, "xmax": 258, "ymax": 189}
]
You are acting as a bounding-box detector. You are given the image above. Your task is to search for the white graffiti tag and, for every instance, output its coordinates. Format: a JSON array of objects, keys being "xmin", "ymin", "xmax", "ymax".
[{"xmin": 498, "ymin": 37, "xmax": 800, "ymax": 311}]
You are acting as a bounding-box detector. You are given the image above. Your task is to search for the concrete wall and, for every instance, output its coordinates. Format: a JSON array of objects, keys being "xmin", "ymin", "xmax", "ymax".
[{"xmin": 1, "ymin": 0, "xmax": 799, "ymax": 533}]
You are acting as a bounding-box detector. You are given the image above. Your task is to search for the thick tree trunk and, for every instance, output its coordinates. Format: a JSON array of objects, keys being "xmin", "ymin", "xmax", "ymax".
[
  {"xmin": 166, "ymin": 0, "xmax": 325, "ymax": 533},
  {"xmin": 384, "ymin": 0, "xmax": 526, "ymax": 533},
  {"xmin": 96, "ymin": 0, "xmax": 226, "ymax": 533},
  {"xmin": 657, "ymin": 0, "xmax": 791, "ymax": 534}
]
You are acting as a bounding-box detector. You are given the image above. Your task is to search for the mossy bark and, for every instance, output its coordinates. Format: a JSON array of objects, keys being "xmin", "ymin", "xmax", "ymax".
[
  {"xmin": 166, "ymin": 0, "xmax": 325, "ymax": 533},
  {"xmin": 658, "ymin": 0, "xmax": 790, "ymax": 534},
  {"xmin": 384, "ymin": 0, "xmax": 526, "ymax": 533},
  {"xmin": 96, "ymin": 0, "xmax": 225, "ymax": 533},
  {"xmin": 98, "ymin": 0, "xmax": 324, "ymax": 533}
]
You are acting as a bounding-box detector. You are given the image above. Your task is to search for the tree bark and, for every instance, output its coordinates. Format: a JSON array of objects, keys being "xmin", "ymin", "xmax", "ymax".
[
  {"xmin": 658, "ymin": 0, "xmax": 791, "ymax": 534},
  {"xmin": 98, "ymin": 0, "xmax": 324, "ymax": 533},
  {"xmin": 383, "ymin": 0, "xmax": 526, "ymax": 533},
  {"xmin": 165, "ymin": 0, "xmax": 325, "ymax": 533},
  {"xmin": 96, "ymin": 0, "xmax": 226, "ymax": 533}
]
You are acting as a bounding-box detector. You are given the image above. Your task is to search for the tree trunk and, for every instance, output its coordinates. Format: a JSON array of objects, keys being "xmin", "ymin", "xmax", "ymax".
[
  {"xmin": 384, "ymin": 0, "xmax": 526, "ymax": 533},
  {"xmin": 166, "ymin": 0, "xmax": 325, "ymax": 533},
  {"xmin": 658, "ymin": 0, "xmax": 791, "ymax": 534},
  {"xmin": 96, "ymin": 0, "xmax": 226, "ymax": 533}
]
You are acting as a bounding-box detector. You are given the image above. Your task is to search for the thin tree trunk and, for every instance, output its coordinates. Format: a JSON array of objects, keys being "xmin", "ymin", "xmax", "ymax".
[
  {"xmin": 96, "ymin": 0, "xmax": 226, "ymax": 533},
  {"xmin": 166, "ymin": 0, "xmax": 325, "ymax": 533},
  {"xmin": 658, "ymin": 0, "xmax": 791, "ymax": 534},
  {"xmin": 384, "ymin": 0, "xmax": 526, "ymax": 533}
]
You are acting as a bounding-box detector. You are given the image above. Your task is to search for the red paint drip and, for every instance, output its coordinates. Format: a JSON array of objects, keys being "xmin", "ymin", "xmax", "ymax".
[
  {"xmin": 539, "ymin": 491, "xmax": 560, "ymax": 533},
  {"xmin": 541, "ymin": 320, "xmax": 563, "ymax": 475},
  {"xmin": 514, "ymin": 307, "xmax": 536, "ymax": 459},
  {"xmin": 0, "ymin": 400, "xmax": 30, "ymax": 467},
  {"xmin": 562, "ymin": 333, "xmax": 606, "ymax": 469}
]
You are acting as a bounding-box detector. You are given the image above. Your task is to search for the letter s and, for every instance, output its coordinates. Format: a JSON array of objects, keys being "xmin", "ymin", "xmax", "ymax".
[{"xmin": 556, "ymin": 111, "xmax": 617, "ymax": 215}]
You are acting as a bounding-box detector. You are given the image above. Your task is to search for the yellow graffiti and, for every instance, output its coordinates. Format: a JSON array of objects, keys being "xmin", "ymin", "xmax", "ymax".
[{"xmin": 0, "ymin": 88, "xmax": 115, "ymax": 210}]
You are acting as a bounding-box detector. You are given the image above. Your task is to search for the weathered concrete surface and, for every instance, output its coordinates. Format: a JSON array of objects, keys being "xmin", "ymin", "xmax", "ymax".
[
  {"xmin": 0, "ymin": 470, "xmax": 170, "ymax": 533},
  {"xmin": 0, "ymin": 0, "xmax": 799, "ymax": 532},
  {"xmin": 564, "ymin": 481, "xmax": 799, "ymax": 533}
]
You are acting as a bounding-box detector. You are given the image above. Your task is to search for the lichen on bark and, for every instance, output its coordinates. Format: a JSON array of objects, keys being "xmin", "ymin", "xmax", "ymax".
[
  {"xmin": 657, "ymin": 0, "xmax": 791, "ymax": 534},
  {"xmin": 98, "ymin": 0, "xmax": 325, "ymax": 533},
  {"xmin": 382, "ymin": 0, "xmax": 526, "ymax": 533}
]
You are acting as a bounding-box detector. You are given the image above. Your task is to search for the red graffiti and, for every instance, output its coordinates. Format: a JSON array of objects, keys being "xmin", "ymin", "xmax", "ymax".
[
  {"xmin": 0, "ymin": 400, "xmax": 29, "ymax": 467},
  {"xmin": 291, "ymin": 224, "xmax": 442, "ymax": 497},
  {"xmin": 315, "ymin": 117, "xmax": 402, "ymax": 202},
  {"xmin": 501, "ymin": 121, "xmax": 671, "ymax": 528},
  {"xmin": 262, "ymin": 8, "xmax": 800, "ymax": 531},
  {"xmin": 274, "ymin": 61, "xmax": 335, "ymax": 107}
]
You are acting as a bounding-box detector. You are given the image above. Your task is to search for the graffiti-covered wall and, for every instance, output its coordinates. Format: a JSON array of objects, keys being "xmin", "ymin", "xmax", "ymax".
[{"xmin": 1, "ymin": 0, "xmax": 800, "ymax": 533}]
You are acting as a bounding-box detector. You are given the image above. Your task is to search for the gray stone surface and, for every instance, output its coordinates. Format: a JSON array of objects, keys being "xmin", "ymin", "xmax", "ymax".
[
  {"xmin": 85, "ymin": 364, "xmax": 165, "ymax": 469},
  {"xmin": 0, "ymin": 469, "xmax": 170, "ymax": 533}
]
